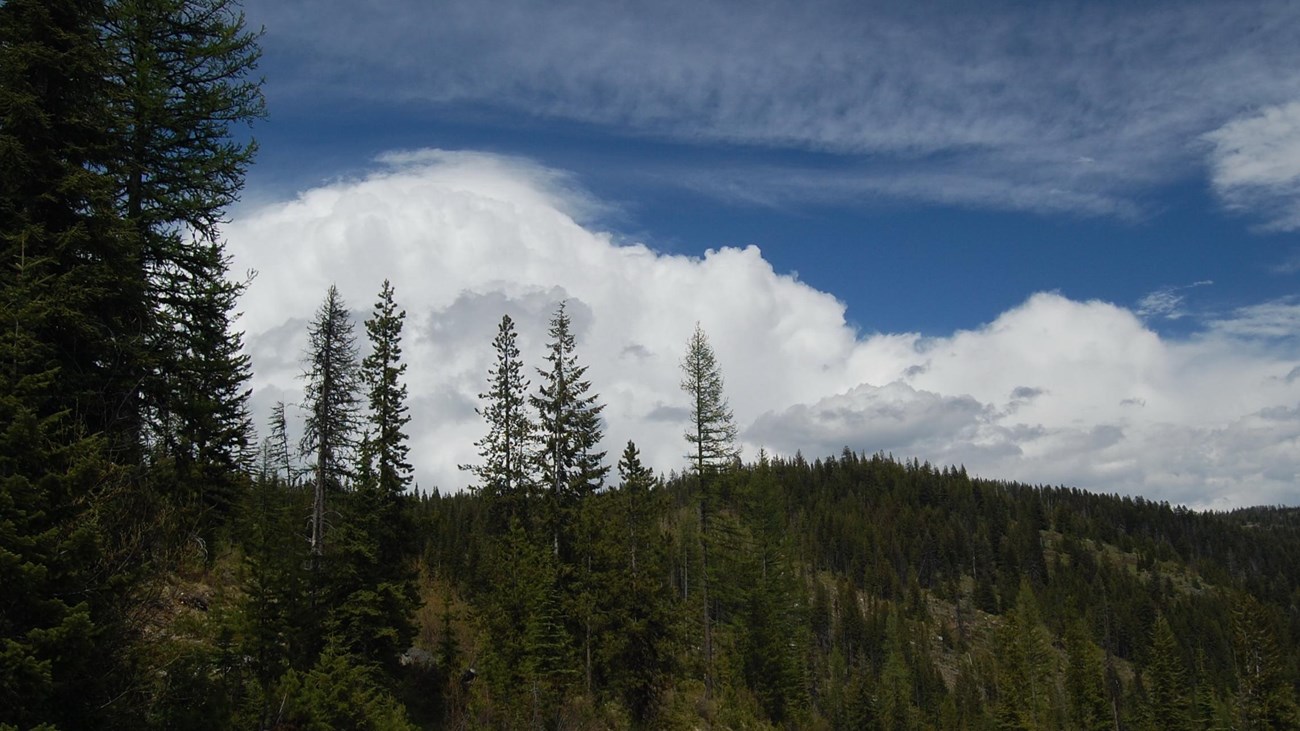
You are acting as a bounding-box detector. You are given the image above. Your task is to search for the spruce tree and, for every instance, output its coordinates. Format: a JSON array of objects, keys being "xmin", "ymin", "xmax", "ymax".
[
  {"xmin": 361, "ymin": 279, "xmax": 412, "ymax": 498},
  {"xmin": 679, "ymin": 323, "xmax": 738, "ymax": 698},
  {"xmin": 103, "ymin": 0, "xmax": 264, "ymax": 502},
  {"xmin": 322, "ymin": 280, "xmax": 418, "ymax": 672},
  {"xmin": 0, "ymin": 0, "xmax": 147, "ymax": 725},
  {"xmin": 1147, "ymin": 614, "xmax": 1192, "ymax": 731},
  {"xmin": 462, "ymin": 314, "xmax": 536, "ymax": 531},
  {"xmin": 1064, "ymin": 619, "xmax": 1112, "ymax": 731},
  {"xmin": 268, "ymin": 400, "xmax": 295, "ymax": 485},
  {"xmin": 299, "ymin": 284, "xmax": 361, "ymax": 558},
  {"xmin": 531, "ymin": 300, "xmax": 607, "ymax": 555}
]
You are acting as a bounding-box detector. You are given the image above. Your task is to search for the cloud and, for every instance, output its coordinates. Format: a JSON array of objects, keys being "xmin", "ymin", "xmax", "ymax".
[
  {"xmin": 247, "ymin": 0, "xmax": 1300, "ymax": 217},
  {"xmin": 1136, "ymin": 280, "xmax": 1213, "ymax": 320},
  {"xmin": 228, "ymin": 151, "xmax": 1300, "ymax": 508},
  {"xmin": 1206, "ymin": 101, "xmax": 1300, "ymax": 230}
]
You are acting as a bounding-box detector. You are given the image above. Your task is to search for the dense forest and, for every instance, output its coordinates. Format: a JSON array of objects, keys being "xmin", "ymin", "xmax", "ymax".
[{"xmin": 2, "ymin": 1, "xmax": 1299, "ymax": 729}]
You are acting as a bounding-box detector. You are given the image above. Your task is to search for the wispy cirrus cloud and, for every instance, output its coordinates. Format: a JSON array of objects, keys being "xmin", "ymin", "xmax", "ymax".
[
  {"xmin": 247, "ymin": 0, "xmax": 1300, "ymax": 217},
  {"xmin": 1206, "ymin": 101, "xmax": 1300, "ymax": 231},
  {"xmin": 1136, "ymin": 280, "xmax": 1213, "ymax": 321}
]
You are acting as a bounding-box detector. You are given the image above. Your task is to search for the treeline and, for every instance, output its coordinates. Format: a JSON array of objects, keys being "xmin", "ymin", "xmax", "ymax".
[{"xmin": 415, "ymin": 447, "xmax": 1300, "ymax": 730}]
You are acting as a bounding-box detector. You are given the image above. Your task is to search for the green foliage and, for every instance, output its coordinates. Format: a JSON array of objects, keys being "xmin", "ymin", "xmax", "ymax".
[
  {"xmin": 1144, "ymin": 614, "xmax": 1192, "ymax": 730},
  {"xmin": 104, "ymin": 0, "xmax": 263, "ymax": 524},
  {"xmin": 680, "ymin": 323, "xmax": 738, "ymax": 476},
  {"xmin": 300, "ymin": 284, "xmax": 362, "ymax": 557},
  {"xmin": 361, "ymin": 279, "xmax": 413, "ymax": 498},
  {"xmin": 1064, "ymin": 619, "xmax": 1111, "ymax": 731},
  {"xmin": 532, "ymin": 300, "xmax": 607, "ymax": 556},
  {"xmin": 462, "ymin": 314, "xmax": 536, "ymax": 531},
  {"xmin": 273, "ymin": 649, "xmax": 417, "ymax": 731}
]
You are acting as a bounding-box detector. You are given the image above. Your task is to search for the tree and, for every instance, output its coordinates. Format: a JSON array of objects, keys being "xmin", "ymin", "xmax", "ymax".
[
  {"xmin": 1231, "ymin": 594, "xmax": 1300, "ymax": 730},
  {"xmin": 1145, "ymin": 615, "xmax": 1192, "ymax": 731},
  {"xmin": 462, "ymin": 314, "xmax": 535, "ymax": 531},
  {"xmin": 267, "ymin": 400, "xmax": 295, "ymax": 485},
  {"xmin": 299, "ymin": 284, "xmax": 361, "ymax": 558},
  {"xmin": 531, "ymin": 300, "xmax": 607, "ymax": 556},
  {"xmin": 679, "ymin": 323, "xmax": 738, "ymax": 698},
  {"xmin": 0, "ymin": 0, "xmax": 145, "ymax": 456},
  {"xmin": 0, "ymin": 0, "xmax": 150, "ymax": 725},
  {"xmin": 681, "ymin": 323, "xmax": 738, "ymax": 478},
  {"xmin": 1064, "ymin": 619, "xmax": 1112, "ymax": 731},
  {"xmin": 103, "ymin": 0, "xmax": 264, "ymax": 506},
  {"xmin": 994, "ymin": 579, "xmax": 1059, "ymax": 730},
  {"xmin": 599, "ymin": 441, "xmax": 678, "ymax": 722},
  {"xmin": 361, "ymin": 279, "xmax": 412, "ymax": 498}
]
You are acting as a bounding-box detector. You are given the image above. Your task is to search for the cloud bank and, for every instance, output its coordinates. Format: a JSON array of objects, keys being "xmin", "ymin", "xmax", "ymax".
[
  {"xmin": 228, "ymin": 152, "xmax": 1300, "ymax": 509},
  {"xmin": 248, "ymin": 0, "xmax": 1300, "ymax": 221}
]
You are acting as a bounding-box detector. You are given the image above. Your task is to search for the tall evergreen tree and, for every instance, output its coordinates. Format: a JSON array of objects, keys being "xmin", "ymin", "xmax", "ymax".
[
  {"xmin": 0, "ymin": 0, "xmax": 149, "ymax": 726},
  {"xmin": 0, "ymin": 0, "xmax": 144, "ymax": 455},
  {"xmin": 361, "ymin": 279, "xmax": 412, "ymax": 497},
  {"xmin": 103, "ymin": 0, "xmax": 263, "ymax": 498},
  {"xmin": 994, "ymin": 579, "xmax": 1059, "ymax": 730},
  {"xmin": 531, "ymin": 300, "xmax": 607, "ymax": 554},
  {"xmin": 462, "ymin": 314, "xmax": 536, "ymax": 531},
  {"xmin": 681, "ymin": 323, "xmax": 738, "ymax": 477},
  {"xmin": 299, "ymin": 284, "xmax": 361, "ymax": 558},
  {"xmin": 1146, "ymin": 614, "xmax": 1192, "ymax": 731},
  {"xmin": 268, "ymin": 400, "xmax": 295, "ymax": 485},
  {"xmin": 679, "ymin": 323, "xmax": 737, "ymax": 698},
  {"xmin": 323, "ymin": 280, "xmax": 419, "ymax": 671},
  {"xmin": 1064, "ymin": 619, "xmax": 1112, "ymax": 731},
  {"xmin": 1231, "ymin": 594, "xmax": 1300, "ymax": 730}
]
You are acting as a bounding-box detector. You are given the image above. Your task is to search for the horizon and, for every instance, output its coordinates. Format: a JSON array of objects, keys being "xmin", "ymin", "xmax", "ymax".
[{"xmin": 229, "ymin": 0, "xmax": 1300, "ymax": 509}]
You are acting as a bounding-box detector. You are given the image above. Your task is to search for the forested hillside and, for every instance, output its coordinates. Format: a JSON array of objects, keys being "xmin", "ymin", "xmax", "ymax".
[{"xmin": 3, "ymin": 1, "xmax": 1299, "ymax": 730}]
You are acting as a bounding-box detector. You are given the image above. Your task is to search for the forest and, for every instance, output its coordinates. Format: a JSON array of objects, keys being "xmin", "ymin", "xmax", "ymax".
[{"xmin": 2, "ymin": 0, "xmax": 1300, "ymax": 729}]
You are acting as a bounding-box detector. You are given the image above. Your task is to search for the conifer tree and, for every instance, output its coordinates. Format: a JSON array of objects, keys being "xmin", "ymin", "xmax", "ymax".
[
  {"xmin": 1064, "ymin": 619, "xmax": 1112, "ymax": 731},
  {"xmin": 326, "ymin": 283, "xmax": 419, "ymax": 672},
  {"xmin": 268, "ymin": 400, "xmax": 295, "ymax": 485},
  {"xmin": 681, "ymin": 323, "xmax": 739, "ymax": 476},
  {"xmin": 995, "ymin": 579, "xmax": 1059, "ymax": 730},
  {"xmin": 1146, "ymin": 614, "xmax": 1192, "ymax": 731},
  {"xmin": 299, "ymin": 284, "xmax": 361, "ymax": 558},
  {"xmin": 462, "ymin": 314, "xmax": 536, "ymax": 530},
  {"xmin": 103, "ymin": 0, "xmax": 263, "ymax": 496},
  {"xmin": 680, "ymin": 323, "xmax": 738, "ymax": 698},
  {"xmin": 531, "ymin": 300, "xmax": 607, "ymax": 555},
  {"xmin": 1231, "ymin": 594, "xmax": 1300, "ymax": 730},
  {"xmin": 0, "ymin": 0, "xmax": 148, "ymax": 725},
  {"xmin": 361, "ymin": 279, "xmax": 412, "ymax": 498}
]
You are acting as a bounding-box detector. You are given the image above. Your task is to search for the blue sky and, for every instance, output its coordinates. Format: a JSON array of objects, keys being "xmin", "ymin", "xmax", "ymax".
[{"xmin": 228, "ymin": 0, "xmax": 1300, "ymax": 507}]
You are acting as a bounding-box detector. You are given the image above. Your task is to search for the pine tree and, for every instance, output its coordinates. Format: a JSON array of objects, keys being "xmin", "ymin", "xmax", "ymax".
[
  {"xmin": 462, "ymin": 314, "xmax": 536, "ymax": 532},
  {"xmin": 1146, "ymin": 614, "xmax": 1192, "ymax": 731},
  {"xmin": 531, "ymin": 300, "xmax": 607, "ymax": 555},
  {"xmin": 0, "ymin": 0, "xmax": 145, "ymax": 456},
  {"xmin": 679, "ymin": 323, "xmax": 738, "ymax": 698},
  {"xmin": 995, "ymin": 579, "xmax": 1059, "ymax": 730},
  {"xmin": 268, "ymin": 400, "xmax": 295, "ymax": 485},
  {"xmin": 681, "ymin": 323, "xmax": 739, "ymax": 477},
  {"xmin": 601, "ymin": 441, "xmax": 678, "ymax": 722},
  {"xmin": 1064, "ymin": 619, "xmax": 1112, "ymax": 731},
  {"xmin": 361, "ymin": 279, "xmax": 412, "ymax": 498},
  {"xmin": 0, "ymin": 0, "xmax": 149, "ymax": 725},
  {"xmin": 1231, "ymin": 594, "xmax": 1300, "ymax": 730},
  {"xmin": 299, "ymin": 284, "xmax": 361, "ymax": 558},
  {"xmin": 103, "ymin": 0, "xmax": 263, "ymax": 503}
]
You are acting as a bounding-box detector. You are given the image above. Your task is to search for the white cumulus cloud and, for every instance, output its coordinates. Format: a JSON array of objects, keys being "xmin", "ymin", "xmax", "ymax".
[{"xmin": 227, "ymin": 151, "xmax": 1300, "ymax": 508}]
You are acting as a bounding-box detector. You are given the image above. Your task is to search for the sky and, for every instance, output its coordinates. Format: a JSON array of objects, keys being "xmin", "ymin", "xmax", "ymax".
[{"xmin": 226, "ymin": 0, "xmax": 1300, "ymax": 509}]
